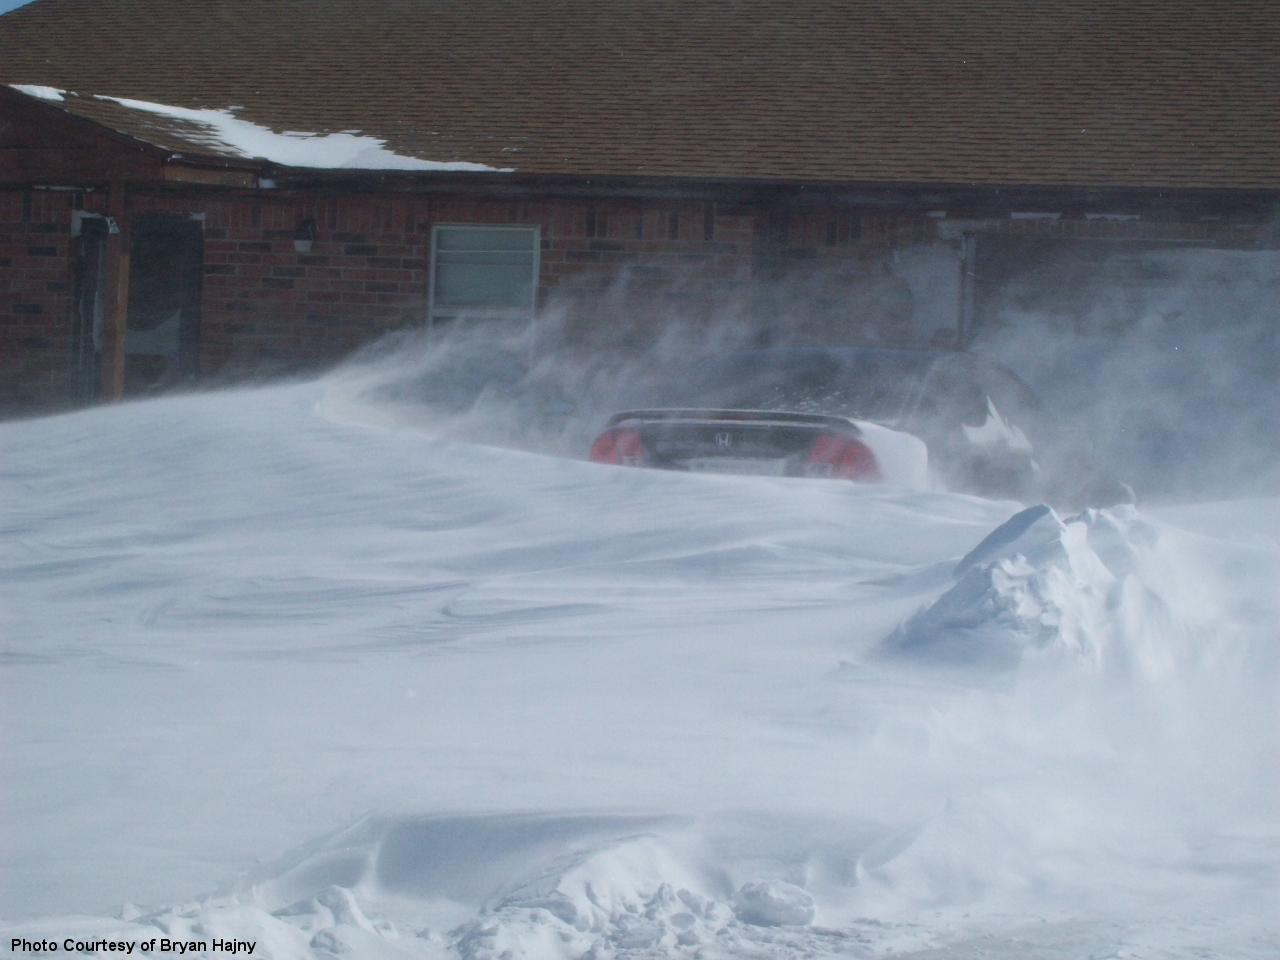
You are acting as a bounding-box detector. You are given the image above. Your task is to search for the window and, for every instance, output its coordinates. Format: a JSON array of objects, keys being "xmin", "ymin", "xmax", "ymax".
[{"xmin": 429, "ymin": 225, "xmax": 540, "ymax": 325}]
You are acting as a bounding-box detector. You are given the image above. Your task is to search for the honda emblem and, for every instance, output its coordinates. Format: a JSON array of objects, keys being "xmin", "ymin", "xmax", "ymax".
[{"xmin": 714, "ymin": 432, "xmax": 733, "ymax": 448}]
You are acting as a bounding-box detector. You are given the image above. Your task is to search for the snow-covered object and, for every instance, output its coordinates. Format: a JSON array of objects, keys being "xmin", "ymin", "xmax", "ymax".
[
  {"xmin": 851, "ymin": 418, "xmax": 930, "ymax": 489},
  {"xmin": 881, "ymin": 501, "xmax": 1239, "ymax": 678},
  {"xmin": 453, "ymin": 841, "xmax": 732, "ymax": 958},
  {"xmin": 92, "ymin": 95, "xmax": 511, "ymax": 171},
  {"xmin": 732, "ymin": 881, "xmax": 816, "ymax": 926},
  {"xmin": 884, "ymin": 504, "xmax": 1131, "ymax": 668},
  {"xmin": 244, "ymin": 815, "xmax": 741, "ymax": 959}
]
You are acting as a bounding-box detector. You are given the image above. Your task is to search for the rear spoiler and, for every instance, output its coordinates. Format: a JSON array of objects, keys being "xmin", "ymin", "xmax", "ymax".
[{"xmin": 605, "ymin": 409, "xmax": 858, "ymax": 431}]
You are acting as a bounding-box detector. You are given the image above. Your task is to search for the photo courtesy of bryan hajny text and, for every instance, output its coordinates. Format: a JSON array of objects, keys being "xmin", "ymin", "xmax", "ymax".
[{"xmin": 11, "ymin": 941, "xmax": 255, "ymax": 956}]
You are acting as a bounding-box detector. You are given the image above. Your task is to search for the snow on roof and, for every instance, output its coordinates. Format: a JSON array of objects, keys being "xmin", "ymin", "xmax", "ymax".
[
  {"xmin": 5, "ymin": 0, "xmax": 1278, "ymax": 188},
  {"xmin": 93, "ymin": 95, "xmax": 513, "ymax": 172},
  {"xmin": 8, "ymin": 83, "xmax": 64, "ymax": 101}
]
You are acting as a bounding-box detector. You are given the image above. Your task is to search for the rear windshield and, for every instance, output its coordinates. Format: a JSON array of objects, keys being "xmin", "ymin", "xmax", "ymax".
[{"xmin": 682, "ymin": 349, "xmax": 934, "ymax": 421}]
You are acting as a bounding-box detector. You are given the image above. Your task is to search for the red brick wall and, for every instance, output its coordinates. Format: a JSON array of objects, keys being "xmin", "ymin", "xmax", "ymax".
[
  {"xmin": 754, "ymin": 210, "xmax": 936, "ymax": 263},
  {"xmin": 125, "ymin": 191, "xmax": 762, "ymax": 374},
  {"xmin": 0, "ymin": 189, "xmax": 78, "ymax": 414},
  {"xmin": 3, "ymin": 189, "xmax": 765, "ymax": 412},
  {"xmin": 10, "ymin": 184, "xmax": 1269, "ymax": 415},
  {"xmin": 0, "ymin": 190, "xmax": 1002, "ymax": 411},
  {"xmin": 126, "ymin": 192, "xmax": 429, "ymax": 376},
  {"xmin": 428, "ymin": 197, "xmax": 756, "ymax": 346}
]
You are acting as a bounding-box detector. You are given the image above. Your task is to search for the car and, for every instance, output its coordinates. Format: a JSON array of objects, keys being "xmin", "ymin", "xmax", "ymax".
[
  {"xmin": 587, "ymin": 347, "xmax": 1133, "ymax": 508},
  {"xmin": 589, "ymin": 407, "xmax": 932, "ymax": 489}
]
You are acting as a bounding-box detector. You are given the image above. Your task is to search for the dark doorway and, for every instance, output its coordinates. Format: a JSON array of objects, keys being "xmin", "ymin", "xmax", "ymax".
[
  {"xmin": 124, "ymin": 217, "xmax": 203, "ymax": 395},
  {"xmin": 69, "ymin": 215, "xmax": 107, "ymax": 403}
]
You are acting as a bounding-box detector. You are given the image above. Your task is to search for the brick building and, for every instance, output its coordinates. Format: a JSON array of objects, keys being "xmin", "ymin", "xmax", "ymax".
[{"xmin": 2, "ymin": 0, "xmax": 1277, "ymax": 413}]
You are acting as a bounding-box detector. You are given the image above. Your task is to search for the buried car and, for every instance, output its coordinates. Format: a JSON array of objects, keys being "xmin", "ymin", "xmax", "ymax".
[
  {"xmin": 590, "ymin": 408, "xmax": 931, "ymax": 489},
  {"xmin": 588, "ymin": 348, "xmax": 1133, "ymax": 508}
]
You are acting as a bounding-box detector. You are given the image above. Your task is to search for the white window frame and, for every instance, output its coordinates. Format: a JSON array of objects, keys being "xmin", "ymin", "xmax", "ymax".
[{"xmin": 427, "ymin": 224, "xmax": 541, "ymax": 326}]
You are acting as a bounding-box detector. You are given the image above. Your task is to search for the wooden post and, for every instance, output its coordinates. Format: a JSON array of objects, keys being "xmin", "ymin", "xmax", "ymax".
[{"xmin": 98, "ymin": 180, "xmax": 129, "ymax": 400}]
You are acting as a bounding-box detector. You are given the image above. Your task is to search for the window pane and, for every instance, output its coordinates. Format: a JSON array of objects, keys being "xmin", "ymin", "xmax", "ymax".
[
  {"xmin": 436, "ymin": 261, "xmax": 535, "ymax": 310},
  {"xmin": 433, "ymin": 227, "xmax": 537, "ymax": 315},
  {"xmin": 437, "ymin": 251, "xmax": 534, "ymax": 267},
  {"xmin": 436, "ymin": 227, "xmax": 538, "ymax": 253}
]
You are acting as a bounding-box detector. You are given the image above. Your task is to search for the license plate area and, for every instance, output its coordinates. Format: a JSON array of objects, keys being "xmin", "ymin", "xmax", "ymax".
[{"xmin": 682, "ymin": 457, "xmax": 791, "ymax": 476}]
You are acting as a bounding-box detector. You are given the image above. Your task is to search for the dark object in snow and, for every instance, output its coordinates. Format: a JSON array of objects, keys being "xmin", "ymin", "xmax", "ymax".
[{"xmin": 590, "ymin": 348, "xmax": 1132, "ymax": 508}]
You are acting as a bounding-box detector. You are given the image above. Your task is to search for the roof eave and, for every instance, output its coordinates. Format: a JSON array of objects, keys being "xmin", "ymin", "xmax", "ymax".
[
  {"xmin": 250, "ymin": 165, "xmax": 1280, "ymax": 216},
  {"xmin": 2, "ymin": 85, "xmax": 172, "ymax": 159}
]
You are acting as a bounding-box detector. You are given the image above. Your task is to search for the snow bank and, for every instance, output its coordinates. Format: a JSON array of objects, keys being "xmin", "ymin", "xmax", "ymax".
[
  {"xmin": 884, "ymin": 504, "xmax": 1120, "ymax": 668},
  {"xmin": 881, "ymin": 501, "xmax": 1266, "ymax": 680}
]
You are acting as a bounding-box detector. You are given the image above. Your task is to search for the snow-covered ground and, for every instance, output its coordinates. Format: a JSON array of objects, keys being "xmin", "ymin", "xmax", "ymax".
[{"xmin": 2, "ymin": 364, "xmax": 1277, "ymax": 959}]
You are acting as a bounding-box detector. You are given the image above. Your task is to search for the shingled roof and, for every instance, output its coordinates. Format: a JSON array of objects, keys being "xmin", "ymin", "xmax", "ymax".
[{"xmin": 2, "ymin": 0, "xmax": 1277, "ymax": 189}]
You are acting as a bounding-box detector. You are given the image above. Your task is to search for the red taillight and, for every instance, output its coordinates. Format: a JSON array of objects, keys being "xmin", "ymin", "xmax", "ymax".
[
  {"xmin": 807, "ymin": 432, "xmax": 881, "ymax": 482},
  {"xmin": 588, "ymin": 427, "xmax": 646, "ymax": 466}
]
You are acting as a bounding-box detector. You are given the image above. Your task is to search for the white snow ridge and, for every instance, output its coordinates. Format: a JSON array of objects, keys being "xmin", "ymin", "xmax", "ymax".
[
  {"xmin": 882, "ymin": 503, "xmax": 1193, "ymax": 675},
  {"xmin": 238, "ymin": 814, "xmax": 834, "ymax": 959}
]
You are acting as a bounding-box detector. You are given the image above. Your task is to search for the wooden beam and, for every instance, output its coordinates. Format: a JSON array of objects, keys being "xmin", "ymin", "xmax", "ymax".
[
  {"xmin": 162, "ymin": 164, "xmax": 257, "ymax": 188},
  {"xmin": 98, "ymin": 180, "xmax": 129, "ymax": 401}
]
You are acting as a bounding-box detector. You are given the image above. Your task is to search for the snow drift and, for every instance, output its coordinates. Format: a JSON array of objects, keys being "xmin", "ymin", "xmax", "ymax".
[
  {"xmin": 2, "ymin": 371, "xmax": 1277, "ymax": 959},
  {"xmin": 885, "ymin": 500, "xmax": 1278, "ymax": 684}
]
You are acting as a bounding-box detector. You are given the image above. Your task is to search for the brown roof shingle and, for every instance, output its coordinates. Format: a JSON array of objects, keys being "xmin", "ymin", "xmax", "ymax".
[{"xmin": 2, "ymin": 0, "xmax": 1277, "ymax": 189}]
